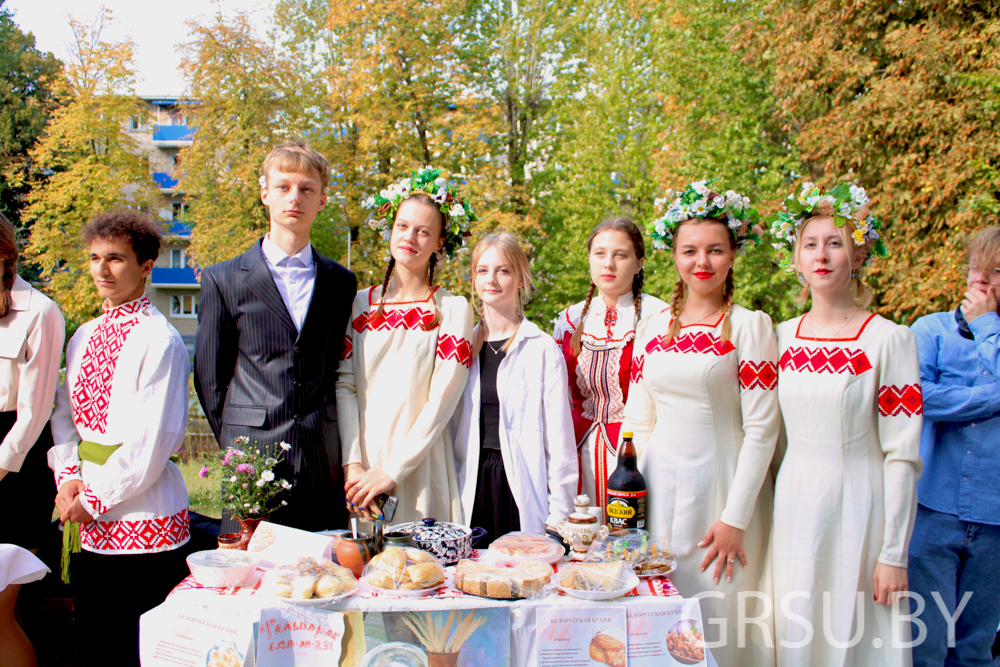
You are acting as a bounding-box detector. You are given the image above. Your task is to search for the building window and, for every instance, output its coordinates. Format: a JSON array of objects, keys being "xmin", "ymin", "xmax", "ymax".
[
  {"xmin": 129, "ymin": 116, "xmax": 142, "ymax": 131},
  {"xmin": 171, "ymin": 249, "xmax": 189, "ymax": 268},
  {"xmin": 172, "ymin": 203, "xmax": 184, "ymax": 220},
  {"xmin": 171, "ymin": 294, "xmax": 198, "ymax": 318}
]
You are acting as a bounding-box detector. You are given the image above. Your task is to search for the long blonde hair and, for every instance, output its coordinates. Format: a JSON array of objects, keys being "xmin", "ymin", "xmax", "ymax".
[
  {"xmin": 792, "ymin": 215, "xmax": 874, "ymax": 308},
  {"xmin": 664, "ymin": 218, "xmax": 736, "ymax": 345},
  {"xmin": 468, "ymin": 233, "xmax": 534, "ymax": 354}
]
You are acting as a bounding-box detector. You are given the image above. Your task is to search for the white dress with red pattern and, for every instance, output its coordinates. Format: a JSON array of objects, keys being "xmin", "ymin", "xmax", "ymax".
[
  {"xmin": 773, "ymin": 313, "xmax": 923, "ymax": 667},
  {"xmin": 336, "ymin": 286, "xmax": 473, "ymax": 524},
  {"xmin": 553, "ymin": 292, "xmax": 668, "ymax": 512},
  {"xmin": 48, "ymin": 294, "xmax": 191, "ymax": 554},
  {"xmin": 622, "ymin": 304, "xmax": 779, "ymax": 667}
]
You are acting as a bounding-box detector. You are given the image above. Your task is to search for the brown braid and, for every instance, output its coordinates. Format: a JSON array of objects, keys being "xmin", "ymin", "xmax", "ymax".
[
  {"xmin": 631, "ymin": 269, "xmax": 644, "ymax": 321},
  {"xmin": 719, "ymin": 269, "xmax": 735, "ymax": 343},
  {"xmin": 570, "ymin": 282, "xmax": 597, "ymax": 355},
  {"xmin": 423, "ymin": 252, "xmax": 442, "ymax": 330},
  {"xmin": 665, "ymin": 277, "xmax": 686, "ymax": 344},
  {"xmin": 375, "ymin": 257, "xmax": 396, "ymax": 318}
]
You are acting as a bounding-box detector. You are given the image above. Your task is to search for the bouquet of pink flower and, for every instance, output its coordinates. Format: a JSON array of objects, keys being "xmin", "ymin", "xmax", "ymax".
[{"xmin": 199, "ymin": 436, "xmax": 294, "ymax": 519}]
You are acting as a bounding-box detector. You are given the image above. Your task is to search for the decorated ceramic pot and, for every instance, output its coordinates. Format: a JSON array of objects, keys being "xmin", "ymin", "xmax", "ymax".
[
  {"xmin": 388, "ymin": 518, "xmax": 487, "ymax": 565},
  {"xmin": 556, "ymin": 494, "xmax": 609, "ymax": 560}
]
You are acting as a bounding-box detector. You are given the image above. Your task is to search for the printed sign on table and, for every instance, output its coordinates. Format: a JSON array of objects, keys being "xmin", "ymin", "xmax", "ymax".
[
  {"xmin": 360, "ymin": 608, "xmax": 511, "ymax": 666},
  {"xmin": 139, "ymin": 598, "xmax": 255, "ymax": 667},
  {"xmin": 536, "ymin": 606, "xmax": 629, "ymax": 667},
  {"xmin": 256, "ymin": 605, "xmax": 345, "ymax": 667},
  {"xmin": 627, "ymin": 598, "xmax": 706, "ymax": 666}
]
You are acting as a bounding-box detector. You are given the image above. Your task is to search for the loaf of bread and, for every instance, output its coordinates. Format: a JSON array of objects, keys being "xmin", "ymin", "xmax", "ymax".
[
  {"xmin": 364, "ymin": 547, "xmax": 445, "ymax": 592},
  {"xmin": 559, "ymin": 560, "xmax": 633, "ymax": 592},
  {"xmin": 454, "ymin": 559, "xmax": 553, "ymax": 599}
]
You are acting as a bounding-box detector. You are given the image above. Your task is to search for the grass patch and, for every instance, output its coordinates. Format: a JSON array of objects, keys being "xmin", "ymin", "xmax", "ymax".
[{"xmin": 178, "ymin": 457, "xmax": 222, "ymax": 518}]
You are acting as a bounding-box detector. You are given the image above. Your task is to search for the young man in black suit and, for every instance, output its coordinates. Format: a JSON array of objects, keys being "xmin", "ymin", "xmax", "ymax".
[{"xmin": 195, "ymin": 141, "xmax": 357, "ymax": 531}]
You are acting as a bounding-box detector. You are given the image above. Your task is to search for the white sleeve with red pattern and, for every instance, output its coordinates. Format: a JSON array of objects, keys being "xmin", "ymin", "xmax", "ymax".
[
  {"xmin": 720, "ymin": 309, "xmax": 780, "ymax": 531},
  {"xmin": 382, "ymin": 295, "xmax": 474, "ymax": 484},
  {"xmin": 875, "ymin": 324, "xmax": 924, "ymax": 568},
  {"xmin": 48, "ymin": 327, "xmax": 84, "ymax": 490}
]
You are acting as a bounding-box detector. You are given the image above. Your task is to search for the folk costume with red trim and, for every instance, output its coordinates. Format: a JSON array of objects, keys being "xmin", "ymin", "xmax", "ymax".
[
  {"xmin": 553, "ymin": 292, "xmax": 668, "ymax": 511},
  {"xmin": 336, "ymin": 286, "xmax": 473, "ymax": 524},
  {"xmin": 622, "ymin": 304, "xmax": 780, "ymax": 667},
  {"xmin": 772, "ymin": 313, "xmax": 923, "ymax": 666},
  {"xmin": 48, "ymin": 294, "xmax": 191, "ymax": 554}
]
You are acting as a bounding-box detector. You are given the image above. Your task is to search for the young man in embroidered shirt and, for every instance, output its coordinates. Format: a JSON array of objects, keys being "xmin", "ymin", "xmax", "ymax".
[
  {"xmin": 909, "ymin": 226, "xmax": 1000, "ymax": 666},
  {"xmin": 49, "ymin": 211, "xmax": 190, "ymax": 667},
  {"xmin": 195, "ymin": 141, "xmax": 356, "ymax": 531}
]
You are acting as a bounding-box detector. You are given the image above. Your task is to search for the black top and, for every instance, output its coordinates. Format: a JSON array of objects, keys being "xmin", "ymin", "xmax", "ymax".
[{"xmin": 478, "ymin": 338, "xmax": 509, "ymax": 450}]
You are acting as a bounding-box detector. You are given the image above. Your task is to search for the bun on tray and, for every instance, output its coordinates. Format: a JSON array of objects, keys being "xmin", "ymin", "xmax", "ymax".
[{"xmin": 260, "ymin": 557, "xmax": 355, "ymax": 600}]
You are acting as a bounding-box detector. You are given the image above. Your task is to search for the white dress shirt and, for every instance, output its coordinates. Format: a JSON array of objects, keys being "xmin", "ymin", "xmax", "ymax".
[
  {"xmin": 261, "ymin": 234, "xmax": 316, "ymax": 331},
  {"xmin": 0, "ymin": 276, "xmax": 65, "ymax": 472}
]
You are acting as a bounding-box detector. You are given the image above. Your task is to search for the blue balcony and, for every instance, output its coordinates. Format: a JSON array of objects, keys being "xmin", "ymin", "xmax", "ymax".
[
  {"xmin": 152, "ymin": 172, "xmax": 179, "ymax": 190},
  {"xmin": 165, "ymin": 221, "xmax": 192, "ymax": 238},
  {"xmin": 152, "ymin": 125, "xmax": 195, "ymax": 144},
  {"xmin": 151, "ymin": 267, "xmax": 199, "ymax": 287}
]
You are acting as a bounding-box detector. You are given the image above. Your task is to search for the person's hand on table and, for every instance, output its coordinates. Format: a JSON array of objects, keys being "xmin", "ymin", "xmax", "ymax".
[
  {"xmin": 698, "ymin": 520, "xmax": 747, "ymax": 584},
  {"xmin": 59, "ymin": 497, "xmax": 94, "ymax": 524},
  {"xmin": 873, "ymin": 562, "xmax": 908, "ymax": 606},
  {"xmin": 344, "ymin": 466, "xmax": 396, "ymax": 519},
  {"xmin": 55, "ymin": 479, "xmax": 84, "ymax": 516}
]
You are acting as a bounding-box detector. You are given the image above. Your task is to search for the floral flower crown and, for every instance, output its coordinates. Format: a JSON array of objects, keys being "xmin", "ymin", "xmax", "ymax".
[
  {"xmin": 646, "ymin": 180, "xmax": 763, "ymax": 255},
  {"xmin": 766, "ymin": 182, "xmax": 887, "ymax": 272},
  {"xmin": 361, "ymin": 166, "xmax": 476, "ymax": 258}
]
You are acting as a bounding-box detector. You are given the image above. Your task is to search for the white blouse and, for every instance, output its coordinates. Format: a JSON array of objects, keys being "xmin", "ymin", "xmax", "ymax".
[
  {"xmin": 0, "ymin": 276, "xmax": 65, "ymax": 472},
  {"xmin": 48, "ymin": 294, "xmax": 191, "ymax": 554}
]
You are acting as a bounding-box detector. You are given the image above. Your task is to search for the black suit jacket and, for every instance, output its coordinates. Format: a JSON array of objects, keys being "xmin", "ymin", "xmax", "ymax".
[{"xmin": 194, "ymin": 239, "xmax": 357, "ymax": 530}]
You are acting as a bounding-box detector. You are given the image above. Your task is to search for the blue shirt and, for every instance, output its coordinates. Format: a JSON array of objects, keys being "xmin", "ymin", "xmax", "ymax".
[{"xmin": 912, "ymin": 309, "xmax": 1000, "ymax": 525}]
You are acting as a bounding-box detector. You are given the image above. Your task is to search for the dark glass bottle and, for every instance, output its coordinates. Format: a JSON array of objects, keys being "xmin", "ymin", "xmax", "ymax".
[{"xmin": 605, "ymin": 431, "xmax": 646, "ymax": 530}]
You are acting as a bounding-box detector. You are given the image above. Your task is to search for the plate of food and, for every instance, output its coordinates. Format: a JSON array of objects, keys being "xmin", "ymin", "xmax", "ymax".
[
  {"xmin": 588, "ymin": 631, "xmax": 627, "ymax": 667},
  {"xmin": 259, "ymin": 556, "xmax": 357, "ymax": 605},
  {"xmin": 666, "ymin": 619, "xmax": 706, "ymax": 665},
  {"xmin": 453, "ymin": 558, "xmax": 553, "ymax": 600},
  {"xmin": 361, "ymin": 547, "xmax": 446, "ymax": 597},
  {"xmin": 483, "ymin": 532, "xmax": 565, "ymax": 566},
  {"xmin": 586, "ymin": 529, "xmax": 677, "ymax": 579},
  {"xmin": 556, "ymin": 561, "xmax": 639, "ymax": 600}
]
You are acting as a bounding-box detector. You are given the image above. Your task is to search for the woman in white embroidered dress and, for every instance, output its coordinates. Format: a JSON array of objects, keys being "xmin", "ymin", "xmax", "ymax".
[
  {"xmin": 622, "ymin": 182, "xmax": 778, "ymax": 667},
  {"xmin": 553, "ymin": 218, "xmax": 667, "ymax": 513},
  {"xmin": 768, "ymin": 183, "xmax": 921, "ymax": 666},
  {"xmin": 450, "ymin": 233, "xmax": 577, "ymax": 538},
  {"xmin": 339, "ymin": 168, "xmax": 474, "ymax": 523}
]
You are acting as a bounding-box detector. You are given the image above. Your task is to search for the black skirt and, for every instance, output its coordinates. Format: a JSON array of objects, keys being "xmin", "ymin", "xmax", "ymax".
[
  {"xmin": 470, "ymin": 449, "xmax": 520, "ymax": 542},
  {"xmin": 0, "ymin": 412, "xmax": 56, "ymax": 549}
]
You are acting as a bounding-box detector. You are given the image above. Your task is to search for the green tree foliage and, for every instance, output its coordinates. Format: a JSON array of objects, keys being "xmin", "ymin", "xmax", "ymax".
[
  {"xmin": 0, "ymin": 0, "xmax": 63, "ymax": 224},
  {"xmin": 739, "ymin": 0, "xmax": 1000, "ymax": 323},
  {"xmin": 20, "ymin": 10, "xmax": 158, "ymax": 331}
]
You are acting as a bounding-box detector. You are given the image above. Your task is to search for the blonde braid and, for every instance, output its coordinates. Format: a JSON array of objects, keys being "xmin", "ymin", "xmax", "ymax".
[
  {"xmin": 570, "ymin": 282, "xmax": 597, "ymax": 356},
  {"xmin": 665, "ymin": 277, "xmax": 686, "ymax": 344},
  {"xmin": 375, "ymin": 257, "xmax": 396, "ymax": 318},
  {"xmin": 719, "ymin": 270, "xmax": 735, "ymax": 343}
]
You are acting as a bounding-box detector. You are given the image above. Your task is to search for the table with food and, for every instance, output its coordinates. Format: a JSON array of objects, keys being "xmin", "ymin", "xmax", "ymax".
[{"xmin": 139, "ymin": 503, "xmax": 716, "ymax": 667}]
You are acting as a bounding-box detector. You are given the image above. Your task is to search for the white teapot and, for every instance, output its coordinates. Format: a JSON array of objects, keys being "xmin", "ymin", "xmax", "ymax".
[{"xmin": 555, "ymin": 494, "xmax": 609, "ymax": 560}]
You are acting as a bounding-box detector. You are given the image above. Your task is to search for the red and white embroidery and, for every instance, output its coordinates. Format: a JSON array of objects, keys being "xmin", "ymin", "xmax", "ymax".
[
  {"xmin": 353, "ymin": 307, "xmax": 437, "ymax": 333},
  {"xmin": 436, "ymin": 334, "xmax": 473, "ymax": 368},
  {"xmin": 81, "ymin": 508, "xmax": 190, "ymax": 552},
  {"xmin": 604, "ymin": 307, "xmax": 618, "ymax": 339},
  {"xmin": 71, "ymin": 295, "xmax": 150, "ymax": 434},
  {"xmin": 340, "ymin": 335, "xmax": 353, "ymax": 360},
  {"xmin": 630, "ymin": 354, "xmax": 644, "ymax": 384},
  {"xmin": 739, "ymin": 361, "xmax": 778, "ymax": 390},
  {"xmin": 80, "ymin": 485, "xmax": 109, "ymax": 517},
  {"xmin": 878, "ymin": 384, "xmax": 923, "ymax": 417},
  {"xmin": 646, "ymin": 331, "xmax": 735, "ymax": 356},
  {"xmin": 779, "ymin": 346, "xmax": 872, "ymax": 375},
  {"xmin": 56, "ymin": 464, "xmax": 81, "ymax": 488},
  {"xmin": 577, "ymin": 345, "xmax": 626, "ymax": 424}
]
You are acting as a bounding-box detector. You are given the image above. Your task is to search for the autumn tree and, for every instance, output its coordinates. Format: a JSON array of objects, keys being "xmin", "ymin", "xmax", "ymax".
[
  {"xmin": 20, "ymin": 10, "xmax": 157, "ymax": 330},
  {"xmin": 0, "ymin": 0, "xmax": 63, "ymax": 224},
  {"xmin": 739, "ymin": 0, "xmax": 1000, "ymax": 322}
]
